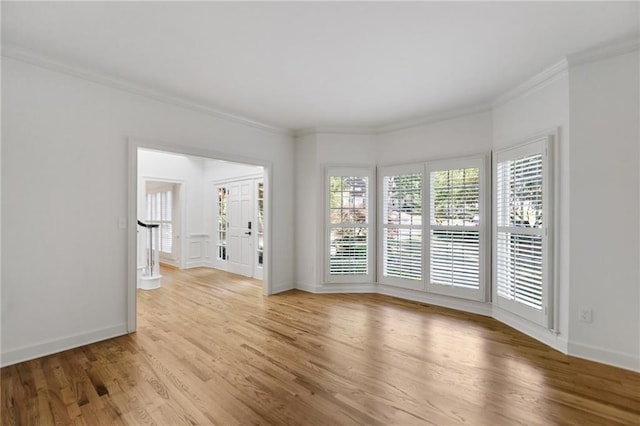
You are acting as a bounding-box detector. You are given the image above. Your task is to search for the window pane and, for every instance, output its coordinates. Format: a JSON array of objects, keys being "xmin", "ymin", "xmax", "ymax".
[
  {"xmin": 329, "ymin": 228, "xmax": 368, "ymax": 275},
  {"xmin": 431, "ymin": 168, "xmax": 479, "ymax": 226},
  {"xmin": 330, "ymin": 176, "xmax": 368, "ymax": 224},
  {"xmin": 161, "ymin": 223, "xmax": 172, "ymax": 254},
  {"xmin": 497, "ymin": 154, "xmax": 543, "ymax": 228},
  {"xmin": 154, "ymin": 194, "xmax": 161, "ymax": 221},
  {"xmin": 165, "ymin": 190, "xmax": 172, "ymax": 221},
  {"xmin": 383, "ymin": 173, "xmax": 422, "ymax": 225},
  {"xmin": 383, "ymin": 228, "xmax": 422, "ymax": 280}
]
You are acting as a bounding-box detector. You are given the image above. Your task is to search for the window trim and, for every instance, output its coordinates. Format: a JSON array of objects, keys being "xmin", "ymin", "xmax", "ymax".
[
  {"xmin": 325, "ymin": 166, "xmax": 376, "ymax": 284},
  {"xmin": 492, "ymin": 134, "xmax": 554, "ymax": 328},
  {"xmin": 146, "ymin": 186, "xmax": 175, "ymax": 258},
  {"xmin": 377, "ymin": 163, "xmax": 426, "ymax": 291},
  {"xmin": 426, "ymin": 155, "xmax": 490, "ymax": 302}
]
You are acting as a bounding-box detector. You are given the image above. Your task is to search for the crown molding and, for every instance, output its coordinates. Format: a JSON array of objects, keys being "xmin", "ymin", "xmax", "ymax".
[
  {"xmin": 374, "ymin": 103, "xmax": 492, "ymax": 134},
  {"xmin": 492, "ymin": 59, "xmax": 569, "ymax": 108},
  {"xmin": 294, "ymin": 126, "xmax": 377, "ymax": 138},
  {"xmin": 1, "ymin": 43, "xmax": 293, "ymax": 137},
  {"xmin": 295, "ymin": 103, "xmax": 493, "ymax": 138},
  {"xmin": 567, "ymin": 35, "xmax": 640, "ymax": 68},
  {"xmin": 5, "ymin": 35, "xmax": 637, "ymax": 141}
]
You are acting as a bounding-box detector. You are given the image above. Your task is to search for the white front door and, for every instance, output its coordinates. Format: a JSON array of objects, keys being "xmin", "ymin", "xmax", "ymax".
[{"xmin": 227, "ymin": 179, "xmax": 254, "ymax": 276}]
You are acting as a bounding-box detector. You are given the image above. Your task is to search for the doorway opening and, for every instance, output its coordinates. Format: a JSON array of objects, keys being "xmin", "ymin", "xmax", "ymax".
[{"xmin": 128, "ymin": 143, "xmax": 271, "ymax": 332}]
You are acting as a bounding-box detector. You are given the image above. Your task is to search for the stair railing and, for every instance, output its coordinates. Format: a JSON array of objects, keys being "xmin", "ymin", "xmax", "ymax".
[{"xmin": 137, "ymin": 220, "xmax": 160, "ymax": 278}]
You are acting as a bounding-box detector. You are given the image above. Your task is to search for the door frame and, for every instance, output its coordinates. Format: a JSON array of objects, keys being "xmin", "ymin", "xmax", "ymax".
[{"xmin": 127, "ymin": 137, "xmax": 274, "ymax": 333}]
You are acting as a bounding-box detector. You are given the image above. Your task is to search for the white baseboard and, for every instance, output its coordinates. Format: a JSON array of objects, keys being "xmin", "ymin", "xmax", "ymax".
[
  {"xmin": 377, "ymin": 284, "xmax": 492, "ymax": 317},
  {"xmin": 184, "ymin": 260, "xmax": 207, "ymax": 269},
  {"xmin": 1, "ymin": 323, "xmax": 128, "ymax": 367},
  {"xmin": 492, "ymin": 306, "xmax": 568, "ymax": 354},
  {"xmin": 314, "ymin": 283, "xmax": 377, "ymax": 293},
  {"xmin": 295, "ymin": 282, "xmax": 377, "ymax": 294},
  {"xmin": 295, "ymin": 282, "xmax": 317, "ymax": 293},
  {"xmin": 568, "ymin": 341, "xmax": 639, "ymax": 373},
  {"xmin": 271, "ymin": 282, "xmax": 295, "ymax": 294},
  {"xmin": 159, "ymin": 259, "xmax": 180, "ymax": 268}
]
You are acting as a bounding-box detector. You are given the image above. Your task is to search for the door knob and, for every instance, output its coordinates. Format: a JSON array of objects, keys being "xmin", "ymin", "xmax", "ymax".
[{"xmin": 245, "ymin": 231, "xmax": 252, "ymax": 235}]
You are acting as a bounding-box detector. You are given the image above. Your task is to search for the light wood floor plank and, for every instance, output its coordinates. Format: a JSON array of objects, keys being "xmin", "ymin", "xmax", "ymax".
[{"xmin": 2, "ymin": 266, "xmax": 639, "ymax": 425}]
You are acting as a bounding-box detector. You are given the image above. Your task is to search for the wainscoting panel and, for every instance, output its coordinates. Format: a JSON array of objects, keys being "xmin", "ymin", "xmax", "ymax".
[{"xmin": 185, "ymin": 234, "xmax": 210, "ymax": 268}]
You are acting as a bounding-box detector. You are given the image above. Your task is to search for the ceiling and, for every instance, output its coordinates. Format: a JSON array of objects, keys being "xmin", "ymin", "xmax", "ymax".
[{"xmin": 2, "ymin": 2, "xmax": 638, "ymax": 131}]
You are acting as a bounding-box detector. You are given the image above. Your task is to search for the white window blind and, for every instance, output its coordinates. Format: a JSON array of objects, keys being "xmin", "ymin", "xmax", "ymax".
[
  {"xmin": 146, "ymin": 189, "xmax": 173, "ymax": 255},
  {"xmin": 379, "ymin": 164, "xmax": 424, "ymax": 290},
  {"xmin": 428, "ymin": 158, "xmax": 486, "ymax": 301},
  {"xmin": 326, "ymin": 168, "xmax": 373, "ymax": 282},
  {"xmin": 494, "ymin": 136, "xmax": 552, "ymax": 327}
]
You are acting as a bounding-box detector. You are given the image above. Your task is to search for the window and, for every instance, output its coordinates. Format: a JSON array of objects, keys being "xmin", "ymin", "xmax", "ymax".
[
  {"xmin": 256, "ymin": 181, "xmax": 264, "ymax": 267},
  {"xmin": 326, "ymin": 168, "xmax": 374, "ymax": 283},
  {"xmin": 216, "ymin": 185, "xmax": 228, "ymax": 261},
  {"xmin": 428, "ymin": 157, "xmax": 487, "ymax": 301},
  {"xmin": 378, "ymin": 164, "xmax": 424, "ymax": 290},
  {"xmin": 146, "ymin": 189, "xmax": 173, "ymax": 255},
  {"xmin": 494, "ymin": 136, "xmax": 553, "ymax": 327}
]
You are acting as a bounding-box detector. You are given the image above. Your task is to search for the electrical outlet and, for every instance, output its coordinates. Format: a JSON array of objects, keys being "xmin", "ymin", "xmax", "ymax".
[{"xmin": 579, "ymin": 307, "xmax": 592, "ymax": 323}]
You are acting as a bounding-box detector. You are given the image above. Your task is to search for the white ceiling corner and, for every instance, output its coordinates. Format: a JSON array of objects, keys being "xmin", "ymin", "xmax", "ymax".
[{"xmin": 2, "ymin": 2, "xmax": 638, "ymax": 132}]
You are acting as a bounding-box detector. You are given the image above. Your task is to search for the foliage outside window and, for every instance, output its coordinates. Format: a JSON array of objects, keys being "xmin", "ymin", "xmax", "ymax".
[
  {"xmin": 328, "ymin": 175, "xmax": 369, "ymax": 276},
  {"xmin": 429, "ymin": 164, "xmax": 484, "ymax": 299},
  {"xmin": 381, "ymin": 169, "xmax": 423, "ymax": 282}
]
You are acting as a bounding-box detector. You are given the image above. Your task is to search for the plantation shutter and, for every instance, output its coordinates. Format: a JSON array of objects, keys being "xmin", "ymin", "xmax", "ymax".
[
  {"xmin": 427, "ymin": 157, "xmax": 487, "ymax": 301},
  {"xmin": 146, "ymin": 188, "xmax": 174, "ymax": 256},
  {"xmin": 494, "ymin": 136, "xmax": 552, "ymax": 327},
  {"xmin": 326, "ymin": 168, "xmax": 374, "ymax": 283},
  {"xmin": 160, "ymin": 190, "xmax": 172, "ymax": 254},
  {"xmin": 378, "ymin": 164, "xmax": 424, "ymax": 290}
]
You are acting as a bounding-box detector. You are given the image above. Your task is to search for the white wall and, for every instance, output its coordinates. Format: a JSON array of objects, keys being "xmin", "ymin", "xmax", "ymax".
[
  {"xmin": 1, "ymin": 57, "xmax": 295, "ymax": 366},
  {"xmin": 492, "ymin": 73, "xmax": 571, "ymax": 352},
  {"xmin": 294, "ymin": 133, "xmax": 320, "ymax": 290},
  {"xmin": 377, "ymin": 111, "xmax": 493, "ymax": 164},
  {"xmin": 316, "ymin": 133, "xmax": 377, "ymax": 165},
  {"xmin": 568, "ymin": 50, "xmax": 640, "ymax": 370},
  {"xmin": 204, "ymin": 159, "xmax": 262, "ymax": 183}
]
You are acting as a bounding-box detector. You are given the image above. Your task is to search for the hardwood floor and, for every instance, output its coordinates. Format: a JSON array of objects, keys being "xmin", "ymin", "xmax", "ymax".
[{"xmin": 2, "ymin": 266, "xmax": 639, "ymax": 425}]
